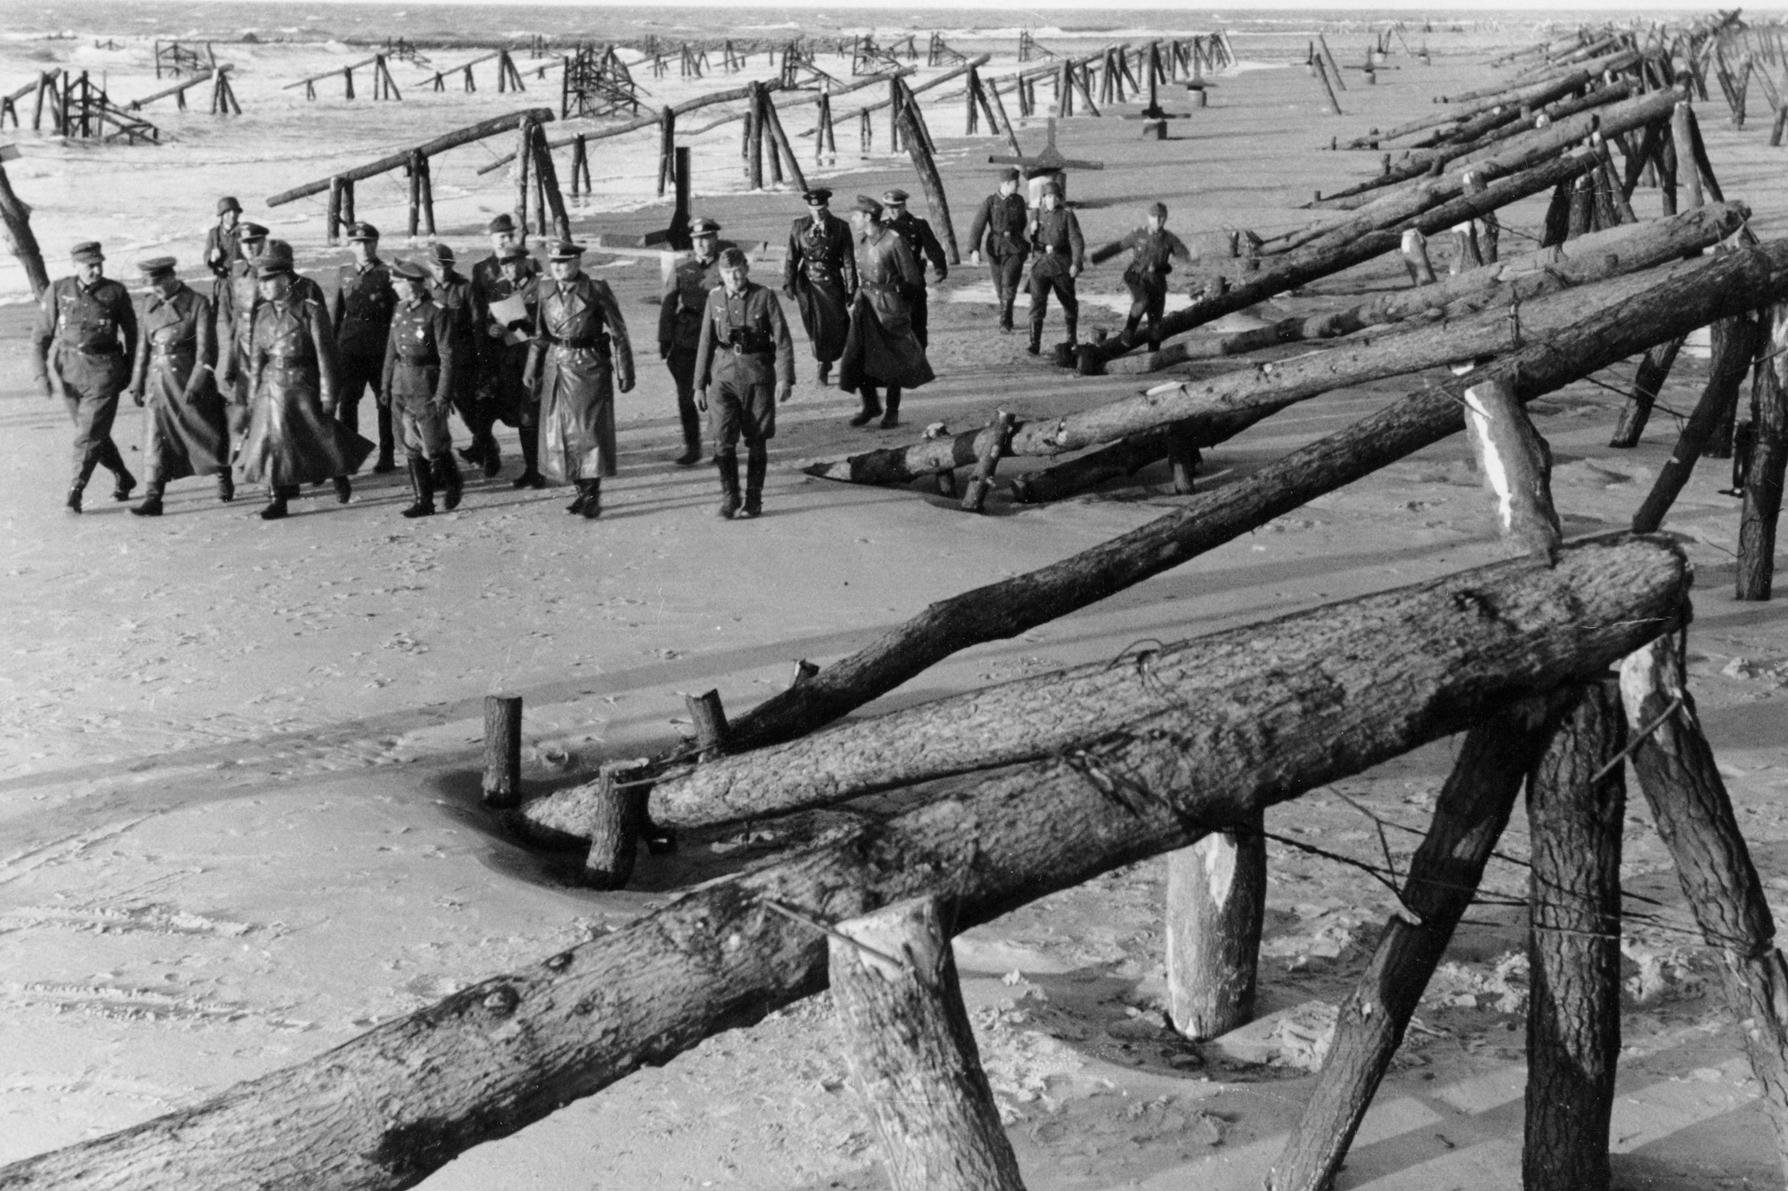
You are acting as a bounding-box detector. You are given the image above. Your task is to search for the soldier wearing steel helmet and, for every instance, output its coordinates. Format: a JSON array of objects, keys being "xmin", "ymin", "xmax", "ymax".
[
  {"xmin": 204, "ymin": 196, "xmax": 243, "ymax": 281},
  {"xmin": 1116, "ymin": 202, "xmax": 1192, "ymax": 353}
]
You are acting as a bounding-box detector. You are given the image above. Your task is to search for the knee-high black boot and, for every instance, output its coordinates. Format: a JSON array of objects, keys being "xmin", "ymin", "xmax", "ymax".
[
  {"xmin": 373, "ymin": 404, "xmax": 396, "ymax": 473},
  {"xmin": 66, "ymin": 459, "xmax": 97, "ymax": 514},
  {"xmin": 513, "ymin": 422, "xmax": 545, "ymax": 489},
  {"xmin": 98, "ymin": 439, "xmax": 135, "ymax": 501},
  {"xmin": 401, "ymin": 458, "xmax": 435, "ymax": 518},
  {"xmin": 577, "ymin": 478, "xmax": 601, "ymax": 519},
  {"xmin": 434, "ymin": 455, "xmax": 463, "ymax": 511},
  {"xmin": 740, "ymin": 442, "xmax": 767, "ymax": 517},
  {"xmin": 715, "ymin": 449, "xmax": 741, "ymax": 519},
  {"xmin": 880, "ymin": 387, "xmax": 901, "ymax": 430},
  {"xmin": 131, "ymin": 475, "xmax": 165, "ymax": 517}
]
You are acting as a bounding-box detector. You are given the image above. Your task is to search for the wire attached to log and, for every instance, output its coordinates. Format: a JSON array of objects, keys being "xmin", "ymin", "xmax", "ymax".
[{"xmin": 760, "ymin": 897, "xmax": 913, "ymax": 972}]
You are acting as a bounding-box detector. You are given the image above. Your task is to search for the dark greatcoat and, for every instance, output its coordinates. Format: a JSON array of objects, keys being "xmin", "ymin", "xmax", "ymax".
[
  {"xmin": 839, "ymin": 226, "xmax": 934, "ymax": 393},
  {"xmin": 525, "ymin": 274, "xmax": 635, "ymax": 484},
  {"xmin": 782, "ymin": 211, "xmax": 856, "ymax": 364},
  {"xmin": 237, "ymin": 297, "xmax": 371, "ymax": 487},
  {"xmin": 130, "ymin": 282, "xmax": 228, "ymax": 480}
]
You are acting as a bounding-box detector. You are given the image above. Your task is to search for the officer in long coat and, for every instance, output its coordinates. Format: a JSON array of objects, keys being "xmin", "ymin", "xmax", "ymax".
[
  {"xmin": 30, "ymin": 240, "xmax": 139, "ymax": 513},
  {"xmin": 881, "ymin": 188, "xmax": 948, "ymax": 349},
  {"xmin": 125, "ymin": 257, "xmax": 228, "ymax": 516},
  {"xmin": 1025, "ymin": 181, "xmax": 1085, "ymax": 356},
  {"xmin": 470, "ymin": 214, "xmax": 539, "ymax": 479},
  {"xmin": 1116, "ymin": 202, "xmax": 1193, "ymax": 352},
  {"xmin": 237, "ymin": 257, "xmax": 371, "ymax": 520},
  {"xmin": 658, "ymin": 216, "xmax": 733, "ymax": 466},
  {"xmin": 966, "ymin": 168, "xmax": 1029, "ymax": 334},
  {"xmin": 424, "ymin": 244, "xmax": 487, "ymax": 479},
  {"xmin": 781, "ymin": 188, "xmax": 856, "ymax": 387},
  {"xmin": 327, "ymin": 222, "xmax": 398, "ymax": 473},
  {"xmin": 692, "ymin": 247, "xmax": 794, "ymax": 519},
  {"xmin": 477, "ymin": 245, "xmax": 543, "ymax": 489},
  {"xmin": 381, "ymin": 260, "xmax": 462, "ymax": 518},
  {"xmin": 213, "ymin": 221, "xmax": 268, "ymax": 415},
  {"xmin": 524, "ymin": 241, "xmax": 636, "ymax": 519},
  {"xmin": 837, "ymin": 196, "xmax": 933, "ymax": 430}
]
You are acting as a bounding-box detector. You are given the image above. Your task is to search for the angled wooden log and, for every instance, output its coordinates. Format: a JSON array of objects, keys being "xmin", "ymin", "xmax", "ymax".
[
  {"xmin": 1632, "ymin": 310, "xmax": 1761, "ymax": 533},
  {"xmin": 0, "ymin": 537, "xmax": 1693, "ymax": 1191},
  {"xmin": 1463, "ymin": 377, "xmax": 1564, "ymax": 560},
  {"xmin": 1620, "ymin": 632, "xmax": 1788, "ymax": 1181},
  {"xmin": 1738, "ymin": 304, "xmax": 1788, "ymax": 600},
  {"xmin": 811, "ymin": 206, "xmax": 1748, "ymax": 486},
  {"xmin": 266, "ymin": 108, "xmax": 555, "ymax": 206},
  {"xmin": 830, "ymin": 897, "xmax": 1026, "ymax": 1191},
  {"xmin": 1267, "ymin": 693, "xmax": 1568, "ymax": 1191},
  {"xmin": 1610, "ymin": 334, "xmax": 1685, "ymax": 448},
  {"xmin": 1524, "ymin": 677, "xmax": 1626, "ymax": 1191},
  {"xmin": 701, "ymin": 239, "xmax": 1788, "ymax": 760},
  {"xmin": 1104, "ymin": 204, "xmax": 1742, "ymax": 377},
  {"xmin": 1077, "ymin": 147, "xmax": 1611, "ymax": 374}
]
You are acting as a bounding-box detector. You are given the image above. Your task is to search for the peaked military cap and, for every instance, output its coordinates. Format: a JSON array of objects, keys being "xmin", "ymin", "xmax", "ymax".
[
  {"xmin": 486, "ymin": 213, "xmax": 517, "ymax": 234},
  {"xmin": 255, "ymin": 258, "xmax": 293, "ymax": 279},
  {"xmin": 690, "ymin": 216, "xmax": 721, "ymax": 236},
  {"xmin": 346, "ymin": 221, "xmax": 380, "ymax": 242},
  {"xmin": 426, "ymin": 243, "xmax": 455, "ymax": 264},
  {"xmin": 389, "ymin": 259, "xmax": 427, "ymax": 281},
  {"xmin": 238, "ymin": 222, "xmax": 269, "ymax": 242},
  {"xmin": 851, "ymin": 194, "xmax": 883, "ymax": 217},
  {"xmin": 802, "ymin": 188, "xmax": 833, "ymax": 205},
  {"xmin": 265, "ymin": 239, "xmax": 295, "ymax": 264},
  {"xmin": 70, "ymin": 241, "xmax": 104, "ymax": 263},
  {"xmin": 881, "ymin": 188, "xmax": 910, "ymax": 206},
  {"xmin": 136, "ymin": 256, "xmax": 177, "ymax": 276},
  {"xmin": 496, "ymin": 245, "xmax": 530, "ymax": 263},
  {"xmin": 216, "ymin": 196, "xmax": 242, "ymax": 215},
  {"xmin": 547, "ymin": 240, "xmax": 585, "ymax": 260}
]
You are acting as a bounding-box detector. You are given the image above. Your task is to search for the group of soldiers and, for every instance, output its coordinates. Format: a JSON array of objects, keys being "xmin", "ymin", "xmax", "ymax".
[{"xmin": 30, "ymin": 174, "xmax": 1188, "ymax": 525}]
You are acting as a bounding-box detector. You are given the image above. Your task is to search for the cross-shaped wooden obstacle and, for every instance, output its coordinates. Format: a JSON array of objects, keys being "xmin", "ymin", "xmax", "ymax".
[{"xmin": 986, "ymin": 116, "xmax": 1104, "ymax": 202}]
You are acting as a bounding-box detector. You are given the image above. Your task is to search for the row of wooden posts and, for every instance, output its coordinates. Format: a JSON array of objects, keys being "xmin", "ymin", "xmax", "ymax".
[
  {"xmin": 0, "ymin": 69, "xmax": 163, "ymax": 141},
  {"xmin": 11, "ymin": 224, "xmax": 1788, "ymax": 1184}
]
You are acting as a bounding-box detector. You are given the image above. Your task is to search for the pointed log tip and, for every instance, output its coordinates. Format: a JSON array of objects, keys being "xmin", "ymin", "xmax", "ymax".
[{"xmin": 803, "ymin": 459, "xmax": 859, "ymax": 481}]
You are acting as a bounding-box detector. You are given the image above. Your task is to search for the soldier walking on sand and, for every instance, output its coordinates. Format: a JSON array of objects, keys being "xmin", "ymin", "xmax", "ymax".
[
  {"xmin": 658, "ymin": 216, "xmax": 733, "ymax": 466},
  {"xmin": 31, "ymin": 241, "xmax": 139, "ymax": 513},
  {"xmin": 1117, "ymin": 202, "xmax": 1192, "ymax": 352},
  {"xmin": 213, "ymin": 221, "xmax": 268, "ymax": 414},
  {"xmin": 693, "ymin": 247, "xmax": 794, "ymax": 520},
  {"xmin": 424, "ymin": 244, "xmax": 488, "ymax": 478},
  {"xmin": 967, "ymin": 168, "xmax": 1029, "ymax": 335},
  {"xmin": 477, "ymin": 245, "xmax": 544, "ymax": 489},
  {"xmin": 524, "ymin": 241, "xmax": 635, "ymax": 520},
  {"xmin": 782, "ymin": 188, "xmax": 856, "ymax": 387},
  {"xmin": 881, "ymin": 188, "xmax": 947, "ymax": 349},
  {"xmin": 838, "ymin": 195, "xmax": 934, "ymax": 430},
  {"xmin": 204, "ymin": 197, "xmax": 242, "ymax": 282},
  {"xmin": 382, "ymin": 260, "xmax": 462, "ymax": 519},
  {"xmin": 236, "ymin": 255, "xmax": 371, "ymax": 521},
  {"xmin": 1025, "ymin": 181, "xmax": 1085, "ymax": 356},
  {"xmin": 327, "ymin": 222, "xmax": 399, "ymax": 474},
  {"xmin": 125, "ymin": 256, "xmax": 230, "ymax": 516}
]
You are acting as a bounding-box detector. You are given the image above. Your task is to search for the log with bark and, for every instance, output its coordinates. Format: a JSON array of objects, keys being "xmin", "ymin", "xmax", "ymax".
[
  {"xmin": 1075, "ymin": 146, "xmax": 1612, "ymax": 375},
  {"xmin": 0, "ymin": 535, "xmax": 1692, "ymax": 1191},
  {"xmin": 1167, "ymin": 811, "xmax": 1266, "ymax": 1040},
  {"xmin": 1267, "ymin": 694, "xmax": 1567, "ymax": 1191},
  {"xmin": 691, "ymin": 238, "xmax": 1788, "ymax": 761},
  {"xmin": 1099, "ymin": 204, "xmax": 1744, "ymax": 378},
  {"xmin": 1632, "ymin": 310, "xmax": 1761, "ymax": 533},
  {"xmin": 1738, "ymin": 304, "xmax": 1788, "ymax": 600},
  {"xmin": 811, "ymin": 205, "xmax": 1747, "ymax": 490},
  {"xmin": 1523, "ymin": 678, "xmax": 1626, "ymax": 1191},
  {"xmin": 1620, "ymin": 632, "xmax": 1788, "ymax": 1181}
]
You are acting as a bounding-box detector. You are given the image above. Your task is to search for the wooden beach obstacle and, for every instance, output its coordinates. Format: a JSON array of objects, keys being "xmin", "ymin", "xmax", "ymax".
[
  {"xmin": 560, "ymin": 44, "xmax": 643, "ymax": 119},
  {"xmin": 126, "ymin": 66, "xmax": 240, "ymax": 116},
  {"xmin": 285, "ymin": 53, "xmax": 404, "ymax": 101},
  {"xmin": 264, "ymin": 107, "xmax": 556, "ymax": 244},
  {"xmin": 152, "ymin": 40, "xmax": 210, "ymax": 79},
  {"xmin": 423, "ymin": 48, "xmax": 528, "ymax": 94},
  {"xmin": 26, "ymin": 70, "xmax": 162, "ymax": 143},
  {"xmin": 0, "ymin": 144, "xmax": 50, "ymax": 298}
]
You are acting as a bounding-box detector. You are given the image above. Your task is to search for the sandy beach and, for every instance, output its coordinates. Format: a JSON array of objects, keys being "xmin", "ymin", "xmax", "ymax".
[{"xmin": 1, "ymin": 16, "xmax": 1787, "ymax": 1189}]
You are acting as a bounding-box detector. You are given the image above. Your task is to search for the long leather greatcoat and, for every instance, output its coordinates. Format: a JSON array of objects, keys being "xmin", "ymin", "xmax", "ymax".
[
  {"xmin": 237, "ymin": 296, "xmax": 370, "ymax": 486},
  {"xmin": 524, "ymin": 274, "xmax": 635, "ymax": 483},
  {"xmin": 130, "ymin": 282, "xmax": 227, "ymax": 480}
]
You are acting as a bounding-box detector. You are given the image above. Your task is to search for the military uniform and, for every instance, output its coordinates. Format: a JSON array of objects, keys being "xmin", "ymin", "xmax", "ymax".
[
  {"xmin": 128, "ymin": 273, "xmax": 227, "ymax": 513},
  {"xmin": 838, "ymin": 218, "xmax": 933, "ymax": 429},
  {"xmin": 220, "ymin": 243, "xmax": 326, "ymax": 408},
  {"xmin": 1118, "ymin": 224, "xmax": 1192, "ymax": 351},
  {"xmin": 30, "ymin": 248, "xmax": 140, "ymax": 508},
  {"xmin": 328, "ymin": 251, "xmax": 398, "ymax": 469},
  {"xmin": 381, "ymin": 279, "xmax": 461, "ymax": 517},
  {"xmin": 885, "ymin": 202, "xmax": 948, "ymax": 349},
  {"xmin": 470, "ymin": 248, "xmax": 539, "ymax": 425},
  {"xmin": 782, "ymin": 199, "xmax": 857, "ymax": 380},
  {"xmin": 204, "ymin": 223, "xmax": 241, "ymax": 282},
  {"xmin": 693, "ymin": 277, "xmax": 794, "ymax": 518},
  {"xmin": 658, "ymin": 233, "xmax": 734, "ymax": 462},
  {"xmin": 966, "ymin": 183, "xmax": 1029, "ymax": 332},
  {"xmin": 237, "ymin": 281, "xmax": 371, "ymax": 518},
  {"xmin": 1026, "ymin": 200, "xmax": 1086, "ymax": 353},
  {"xmin": 524, "ymin": 260, "xmax": 635, "ymax": 517},
  {"xmin": 428, "ymin": 263, "xmax": 482, "ymax": 466}
]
